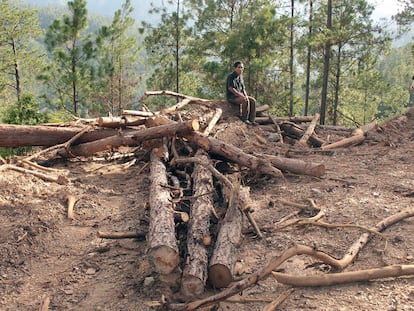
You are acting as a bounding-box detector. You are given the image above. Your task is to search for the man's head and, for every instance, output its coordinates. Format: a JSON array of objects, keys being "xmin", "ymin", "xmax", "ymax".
[{"xmin": 233, "ymin": 61, "xmax": 244, "ymax": 76}]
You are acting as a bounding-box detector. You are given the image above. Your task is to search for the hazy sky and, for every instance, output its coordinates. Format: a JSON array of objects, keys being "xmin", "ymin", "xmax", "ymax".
[{"xmin": 24, "ymin": 0, "xmax": 403, "ymax": 23}]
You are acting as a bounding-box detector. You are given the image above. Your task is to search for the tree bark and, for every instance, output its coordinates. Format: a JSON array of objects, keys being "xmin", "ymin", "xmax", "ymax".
[
  {"xmin": 321, "ymin": 120, "xmax": 377, "ymax": 150},
  {"xmin": 299, "ymin": 113, "xmax": 320, "ymax": 146},
  {"xmin": 208, "ymin": 179, "xmax": 243, "ymax": 288},
  {"xmin": 280, "ymin": 121, "xmax": 326, "ymax": 147},
  {"xmin": 147, "ymin": 147, "xmax": 180, "ymax": 274},
  {"xmin": 0, "ymin": 124, "xmax": 124, "ymax": 147},
  {"xmin": 272, "ymin": 264, "xmax": 414, "ymax": 287},
  {"xmin": 256, "ymin": 115, "xmax": 315, "ymax": 125},
  {"xmin": 181, "ymin": 150, "xmax": 214, "ymax": 297},
  {"xmin": 187, "ymin": 133, "xmax": 284, "ymax": 178},
  {"xmin": 257, "ymin": 154, "xmax": 325, "ymax": 177},
  {"xmin": 63, "ymin": 119, "xmax": 199, "ymax": 157}
]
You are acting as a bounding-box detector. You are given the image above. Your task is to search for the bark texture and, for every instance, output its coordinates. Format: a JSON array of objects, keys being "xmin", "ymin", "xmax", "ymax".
[
  {"xmin": 208, "ymin": 178, "xmax": 243, "ymax": 288},
  {"xmin": 181, "ymin": 150, "xmax": 214, "ymax": 297},
  {"xmin": 147, "ymin": 147, "xmax": 179, "ymax": 274}
]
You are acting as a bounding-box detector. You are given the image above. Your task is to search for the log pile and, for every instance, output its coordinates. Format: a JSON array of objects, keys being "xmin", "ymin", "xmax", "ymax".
[{"xmin": 1, "ymin": 90, "xmax": 397, "ymax": 305}]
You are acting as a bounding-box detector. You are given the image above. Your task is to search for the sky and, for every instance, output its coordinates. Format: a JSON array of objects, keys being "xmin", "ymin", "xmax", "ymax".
[{"xmin": 22, "ymin": 0, "xmax": 404, "ymax": 24}]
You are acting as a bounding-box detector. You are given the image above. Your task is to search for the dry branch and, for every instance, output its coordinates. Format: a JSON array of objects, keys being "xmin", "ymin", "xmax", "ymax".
[
  {"xmin": 272, "ymin": 264, "xmax": 414, "ymax": 287},
  {"xmin": 298, "ymin": 113, "xmax": 320, "ymax": 146},
  {"xmin": 202, "ymin": 108, "xmax": 222, "ymax": 137},
  {"xmin": 168, "ymin": 207, "xmax": 414, "ymax": 310},
  {"xmin": 263, "ymin": 288, "xmax": 295, "ymax": 311},
  {"xmin": 66, "ymin": 194, "xmax": 77, "ymax": 220},
  {"xmin": 321, "ymin": 120, "xmax": 377, "ymax": 150},
  {"xmin": 97, "ymin": 231, "xmax": 146, "ymax": 240},
  {"xmin": 2, "ymin": 164, "xmax": 68, "ymax": 184}
]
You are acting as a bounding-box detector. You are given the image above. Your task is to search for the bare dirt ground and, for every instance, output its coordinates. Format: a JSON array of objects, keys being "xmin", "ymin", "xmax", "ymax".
[{"xmin": 0, "ymin": 107, "xmax": 413, "ymax": 311}]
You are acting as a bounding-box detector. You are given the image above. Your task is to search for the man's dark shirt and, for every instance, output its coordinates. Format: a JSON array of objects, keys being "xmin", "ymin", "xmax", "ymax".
[{"xmin": 226, "ymin": 71, "xmax": 245, "ymax": 100}]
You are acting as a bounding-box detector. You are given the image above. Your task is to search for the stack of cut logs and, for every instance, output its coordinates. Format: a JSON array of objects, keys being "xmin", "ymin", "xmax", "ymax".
[{"xmin": 0, "ymin": 90, "xmax": 380, "ymax": 297}]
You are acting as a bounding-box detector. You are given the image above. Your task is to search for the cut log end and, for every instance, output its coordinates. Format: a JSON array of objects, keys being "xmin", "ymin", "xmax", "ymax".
[
  {"xmin": 208, "ymin": 264, "xmax": 233, "ymax": 288},
  {"xmin": 181, "ymin": 275, "xmax": 205, "ymax": 297},
  {"xmin": 148, "ymin": 245, "xmax": 180, "ymax": 274}
]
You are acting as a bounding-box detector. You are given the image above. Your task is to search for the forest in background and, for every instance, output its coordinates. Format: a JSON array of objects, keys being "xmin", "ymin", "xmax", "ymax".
[{"xmin": 1, "ymin": 0, "xmax": 414, "ymax": 132}]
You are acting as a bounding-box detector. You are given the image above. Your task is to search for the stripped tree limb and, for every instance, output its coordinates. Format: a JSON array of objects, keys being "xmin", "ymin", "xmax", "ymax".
[
  {"xmin": 321, "ymin": 120, "xmax": 377, "ymax": 150},
  {"xmin": 298, "ymin": 113, "xmax": 320, "ymax": 146},
  {"xmin": 96, "ymin": 231, "xmax": 146, "ymax": 240},
  {"xmin": 272, "ymin": 264, "xmax": 414, "ymax": 287},
  {"xmin": 203, "ymin": 108, "xmax": 222, "ymax": 137},
  {"xmin": 263, "ymin": 288, "xmax": 295, "ymax": 311},
  {"xmin": 1, "ymin": 164, "xmax": 68, "ymax": 184},
  {"xmin": 66, "ymin": 194, "xmax": 77, "ymax": 220}
]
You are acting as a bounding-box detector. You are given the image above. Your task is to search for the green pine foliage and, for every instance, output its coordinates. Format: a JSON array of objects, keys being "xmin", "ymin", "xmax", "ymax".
[{"xmin": 0, "ymin": 0, "xmax": 413, "ymax": 127}]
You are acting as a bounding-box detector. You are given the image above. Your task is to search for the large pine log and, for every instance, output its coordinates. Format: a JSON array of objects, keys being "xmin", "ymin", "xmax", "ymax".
[
  {"xmin": 0, "ymin": 124, "xmax": 123, "ymax": 147},
  {"xmin": 187, "ymin": 133, "xmax": 284, "ymax": 178},
  {"xmin": 208, "ymin": 179, "xmax": 243, "ymax": 288},
  {"xmin": 147, "ymin": 147, "xmax": 180, "ymax": 274},
  {"xmin": 181, "ymin": 150, "xmax": 214, "ymax": 297},
  {"xmin": 256, "ymin": 154, "xmax": 325, "ymax": 177},
  {"xmin": 62, "ymin": 119, "xmax": 199, "ymax": 157}
]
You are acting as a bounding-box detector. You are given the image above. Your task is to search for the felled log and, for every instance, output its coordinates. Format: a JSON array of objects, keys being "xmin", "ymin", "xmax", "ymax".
[
  {"xmin": 61, "ymin": 119, "xmax": 199, "ymax": 157},
  {"xmin": 0, "ymin": 124, "xmax": 124, "ymax": 147},
  {"xmin": 208, "ymin": 178, "xmax": 243, "ymax": 288},
  {"xmin": 280, "ymin": 121, "xmax": 326, "ymax": 147},
  {"xmin": 298, "ymin": 113, "xmax": 320, "ymax": 146},
  {"xmin": 187, "ymin": 133, "xmax": 284, "ymax": 178},
  {"xmin": 256, "ymin": 154, "xmax": 325, "ymax": 177},
  {"xmin": 181, "ymin": 150, "xmax": 214, "ymax": 297},
  {"xmin": 147, "ymin": 147, "xmax": 180, "ymax": 274},
  {"xmin": 256, "ymin": 115, "xmax": 315, "ymax": 125},
  {"xmin": 321, "ymin": 120, "xmax": 377, "ymax": 150},
  {"xmin": 98, "ymin": 116, "xmax": 146, "ymax": 128}
]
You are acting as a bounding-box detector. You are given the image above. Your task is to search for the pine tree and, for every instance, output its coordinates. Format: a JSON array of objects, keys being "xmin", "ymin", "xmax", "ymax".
[{"xmin": 42, "ymin": 0, "xmax": 95, "ymax": 115}]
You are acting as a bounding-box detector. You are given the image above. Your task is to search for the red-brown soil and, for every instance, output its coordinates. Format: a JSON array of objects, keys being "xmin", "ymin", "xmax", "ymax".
[{"xmin": 1, "ymin": 108, "xmax": 413, "ymax": 310}]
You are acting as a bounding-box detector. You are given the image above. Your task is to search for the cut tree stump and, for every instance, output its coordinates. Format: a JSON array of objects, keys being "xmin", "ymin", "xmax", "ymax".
[
  {"xmin": 181, "ymin": 150, "xmax": 214, "ymax": 297},
  {"xmin": 208, "ymin": 176, "xmax": 243, "ymax": 288},
  {"xmin": 147, "ymin": 147, "xmax": 180, "ymax": 274}
]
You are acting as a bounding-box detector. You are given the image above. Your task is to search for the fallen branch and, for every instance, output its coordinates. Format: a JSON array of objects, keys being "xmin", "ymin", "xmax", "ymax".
[
  {"xmin": 202, "ymin": 108, "xmax": 222, "ymax": 137},
  {"xmin": 97, "ymin": 231, "xmax": 146, "ymax": 240},
  {"xmin": 298, "ymin": 113, "xmax": 320, "ymax": 146},
  {"xmin": 263, "ymin": 288, "xmax": 295, "ymax": 311},
  {"xmin": 168, "ymin": 207, "xmax": 414, "ymax": 310},
  {"xmin": 272, "ymin": 264, "xmax": 414, "ymax": 287},
  {"xmin": 321, "ymin": 120, "xmax": 377, "ymax": 150},
  {"xmin": 2, "ymin": 164, "xmax": 68, "ymax": 184},
  {"xmin": 66, "ymin": 194, "xmax": 77, "ymax": 220}
]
